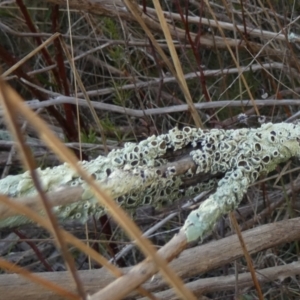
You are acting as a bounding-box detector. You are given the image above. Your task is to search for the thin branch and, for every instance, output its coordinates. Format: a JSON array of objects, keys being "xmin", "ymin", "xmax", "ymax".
[{"xmin": 2, "ymin": 97, "xmax": 300, "ymax": 118}]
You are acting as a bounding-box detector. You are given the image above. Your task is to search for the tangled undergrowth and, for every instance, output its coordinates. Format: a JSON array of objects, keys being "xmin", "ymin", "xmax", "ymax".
[{"xmin": 1, "ymin": 1, "xmax": 300, "ymax": 299}]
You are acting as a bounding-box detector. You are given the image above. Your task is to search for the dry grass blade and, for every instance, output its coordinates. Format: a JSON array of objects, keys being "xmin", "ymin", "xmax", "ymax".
[
  {"xmin": 0, "ymin": 82, "xmax": 158, "ymax": 299},
  {"xmin": 152, "ymin": 0, "xmax": 203, "ymax": 128},
  {"xmin": 123, "ymin": 0, "xmax": 176, "ymax": 74},
  {"xmin": 0, "ymin": 190, "xmax": 153, "ymax": 299},
  {"xmin": 0, "ymin": 257, "xmax": 79, "ymax": 300},
  {"xmin": 203, "ymin": 0, "xmax": 260, "ymax": 116},
  {"xmin": 229, "ymin": 212, "xmax": 263, "ymax": 299},
  {"xmin": 0, "ymin": 80, "xmax": 195, "ymax": 299},
  {"xmin": 123, "ymin": 0, "xmax": 202, "ymax": 128},
  {"xmin": 0, "ymin": 79, "xmax": 87, "ymax": 299},
  {"xmin": 59, "ymin": 37, "xmax": 109, "ymax": 154},
  {"xmin": 1, "ymin": 32, "xmax": 61, "ymax": 78}
]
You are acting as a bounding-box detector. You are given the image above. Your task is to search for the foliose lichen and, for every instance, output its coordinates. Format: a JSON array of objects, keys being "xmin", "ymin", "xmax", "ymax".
[{"xmin": 0, "ymin": 122, "xmax": 299, "ymax": 232}]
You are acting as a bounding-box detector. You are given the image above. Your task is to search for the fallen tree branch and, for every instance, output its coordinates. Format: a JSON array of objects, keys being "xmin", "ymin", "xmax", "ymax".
[
  {"xmin": 1, "ymin": 122, "xmax": 300, "ymax": 233},
  {"xmin": 139, "ymin": 261, "xmax": 300, "ymax": 300},
  {"xmin": 1, "ymin": 217, "xmax": 299, "ymax": 300},
  {"xmin": 0, "ymin": 186, "xmax": 83, "ymax": 220}
]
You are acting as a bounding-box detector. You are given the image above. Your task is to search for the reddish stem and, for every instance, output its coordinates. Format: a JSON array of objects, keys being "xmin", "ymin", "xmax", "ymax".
[{"xmin": 13, "ymin": 229, "xmax": 54, "ymax": 272}]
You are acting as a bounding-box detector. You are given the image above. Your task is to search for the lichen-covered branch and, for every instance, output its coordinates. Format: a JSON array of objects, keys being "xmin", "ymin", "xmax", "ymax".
[
  {"xmin": 0, "ymin": 123, "xmax": 299, "ymax": 240},
  {"xmin": 0, "ymin": 126, "xmax": 213, "ymax": 227},
  {"xmin": 183, "ymin": 122, "xmax": 300, "ymax": 241}
]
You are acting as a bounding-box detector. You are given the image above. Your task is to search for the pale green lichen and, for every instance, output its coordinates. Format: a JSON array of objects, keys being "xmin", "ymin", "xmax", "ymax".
[
  {"xmin": 0, "ymin": 122, "xmax": 299, "ymax": 232},
  {"xmin": 183, "ymin": 122, "xmax": 300, "ymax": 242},
  {"xmin": 0, "ymin": 126, "xmax": 201, "ymax": 227}
]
